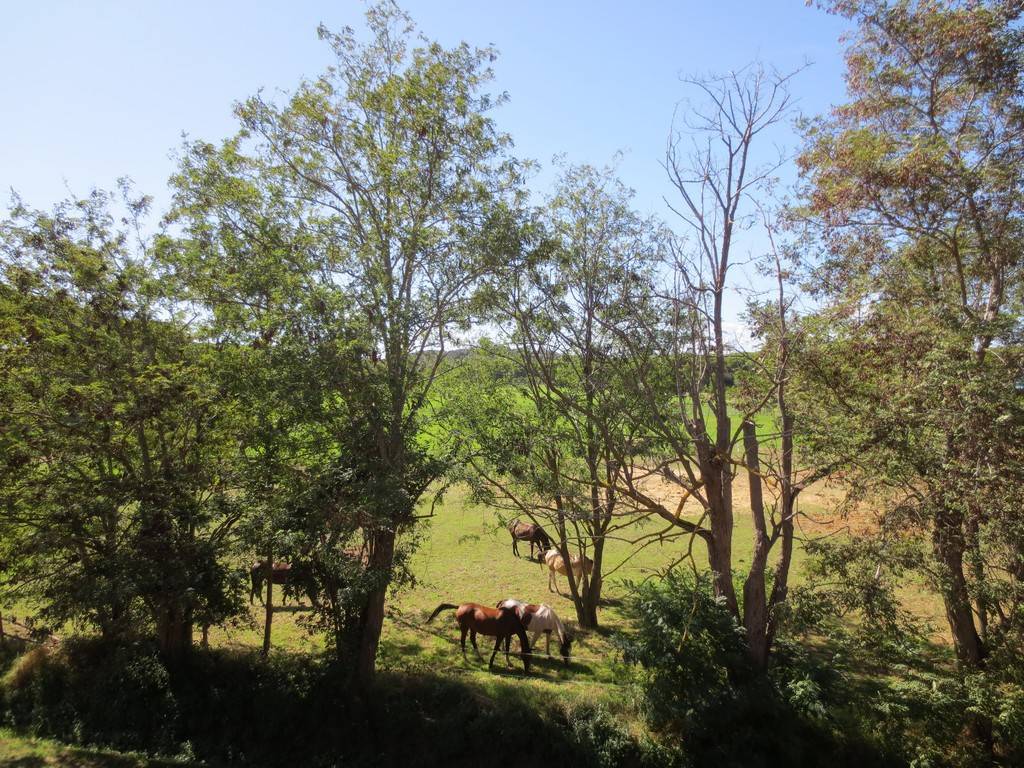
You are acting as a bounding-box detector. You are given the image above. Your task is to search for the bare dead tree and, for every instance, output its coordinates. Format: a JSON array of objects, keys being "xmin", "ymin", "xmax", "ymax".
[{"xmin": 605, "ymin": 63, "xmax": 818, "ymax": 666}]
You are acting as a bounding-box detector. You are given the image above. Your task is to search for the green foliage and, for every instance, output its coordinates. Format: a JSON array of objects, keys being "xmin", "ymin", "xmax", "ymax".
[
  {"xmin": 1, "ymin": 639, "xmax": 671, "ymax": 768},
  {"xmin": 789, "ymin": 535, "xmax": 927, "ymax": 653},
  {"xmin": 564, "ymin": 703, "xmax": 679, "ymax": 768},
  {"xmin": 619, "ymin": 570, "xmax": 749, "ymax": 736},
  {"xmin": 3, "ymin": 640, "xmax": 180, "ymax": 754},
  {"xmin": 164, "ymin": 0, "xmax": 522, "ymax": 673},
  {"xmin": 619, "ymin": 569, "xmax": 901, "ymax": 768},
  {"xmin": 0, "ymin": 189, "xmax": 243, "ymax": 650}
]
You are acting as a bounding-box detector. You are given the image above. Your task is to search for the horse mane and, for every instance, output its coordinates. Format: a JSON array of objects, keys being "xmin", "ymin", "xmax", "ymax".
[{"xmin": 539, "ymin": 604, "xmax": 567, "ymax": 645}]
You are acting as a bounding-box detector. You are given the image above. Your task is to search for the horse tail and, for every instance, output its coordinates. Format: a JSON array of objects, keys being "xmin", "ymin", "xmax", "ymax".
[{"xmin": 427, "ymin": 603, "xmax": 460, "ymax": 623}]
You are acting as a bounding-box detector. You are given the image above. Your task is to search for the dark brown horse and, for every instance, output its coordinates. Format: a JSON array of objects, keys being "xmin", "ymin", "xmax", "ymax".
[
  {"xmin": 250, "ymin": 561, "xmax": 289, "ymax": 604},
  {"xmin": 507, "ymin": 518, "xmax": 553, "ymax": 560},
  {"xmin": 250, "ymin": 547, "xmax": 367, "ymax": 607},
  {"xmin": 427, "ymin": 602, "xmax": 531, "ymax": 673},
  {"xmin": 249, "ymin": 560, "xmax": 317, "ymax": 606}
]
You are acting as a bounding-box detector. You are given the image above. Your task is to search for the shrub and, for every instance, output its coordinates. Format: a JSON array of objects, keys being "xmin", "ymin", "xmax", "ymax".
[
  {"xmin": 2, "ymin": 638, "xmax": 179, "ymax": 754},
  {"xmin": 0, "ymin": 636, "xmax": 678, "ymax": 767},
  {"xmin": 619, "ymin": 570, "xmax": 899, "ymax": 768}
]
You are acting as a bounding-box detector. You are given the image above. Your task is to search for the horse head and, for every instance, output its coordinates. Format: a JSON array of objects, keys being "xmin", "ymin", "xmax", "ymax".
[
  {"xmin": 498, "ymin": 605, "xmax": 531, "ymax": 673},
  {"xmin": 559, "ymin": 626, "xmax": 574, "ymax": 666},
  {"xmin": 537, "ymin": 527, "xmax": 553, "ymax": 550}
]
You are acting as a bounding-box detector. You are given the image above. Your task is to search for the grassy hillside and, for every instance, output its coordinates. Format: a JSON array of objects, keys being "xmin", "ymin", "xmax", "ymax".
[{"xmin": 202, "ymin": 479, "xmax": 945, "ymax": 712}]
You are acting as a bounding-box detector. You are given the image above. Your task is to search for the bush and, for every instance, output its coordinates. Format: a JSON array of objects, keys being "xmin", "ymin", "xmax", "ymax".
[
  {"xmin": 564, "ymin": 702, "xmax": 679, "ymax": 768},
  {"xmin": 619, "ymin": 570, "xmax": 900, "ymax": 768},
  {"xmin": 2, "ymin": 639, "xmax": 179, "ymax": 754},
  {"xmin": 0, "ymin": 636, "xmax": 676, "ymax": 767}
]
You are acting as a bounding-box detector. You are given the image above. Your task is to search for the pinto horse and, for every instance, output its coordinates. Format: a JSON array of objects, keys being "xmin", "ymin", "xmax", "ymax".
[
  {"xmin": 507, "ymin": 518, "xmax": 553, "ymax": 560},
  {"xmin": 427, "ymin": 602, "xmax": 531, "ymax": 673},
  {"xmin": 497, "ymin": 599, "xmax": 573, "ymax": 665}
]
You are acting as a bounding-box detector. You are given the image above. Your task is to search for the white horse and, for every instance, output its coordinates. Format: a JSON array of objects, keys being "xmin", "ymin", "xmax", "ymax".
[
  {"xmin": 497, "ymin": 598, "xmax": 573, "ymax": 665},
  {"xmin": 541, "ymin": 548, "xmax": 593, "ymax": 594}
]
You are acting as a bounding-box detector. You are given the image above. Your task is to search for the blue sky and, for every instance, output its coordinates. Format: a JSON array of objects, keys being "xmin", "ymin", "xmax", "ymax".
[{"xmin": 0, "ymin": 1, "xmax": 852, "ymax": 339}]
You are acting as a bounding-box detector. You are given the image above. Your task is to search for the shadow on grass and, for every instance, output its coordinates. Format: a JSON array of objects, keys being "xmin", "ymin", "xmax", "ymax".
[{"xmin": 2, "ymin": 640, "xmax": 654, "ymax": 768}]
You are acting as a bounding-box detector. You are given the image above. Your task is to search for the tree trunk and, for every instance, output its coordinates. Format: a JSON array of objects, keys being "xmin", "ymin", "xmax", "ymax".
[
  {"xmin": 582, "ymin": 535, "xmax": 604, "ymax": 628},
  {"xmin": 767, "ymin": 412, "xmax": 796, "ymax": 650},
  {"xmin": 929, "ymin": 503, "xmax": 995, "ymax": 762},
  {"xmin": 741, "ymin": 420, "xmax": 770, "ymax": 669},
  {"xmin": 933, "ymin": 508, "xmax": 985, "ymax": 667},
  {"xmin": 557, "ymin": 532, "xmax": 588, "ymax": 627},
  {"xmin": 156, "ymin": 602, "xmax": 193, "ymax": 657},
  {"xmin": 701, "ymin": 448, "xmax": 738, "ymax": 617},
  {"xmin": 354, "ymin": 528, "xmax": 396, "ymax": 686}
]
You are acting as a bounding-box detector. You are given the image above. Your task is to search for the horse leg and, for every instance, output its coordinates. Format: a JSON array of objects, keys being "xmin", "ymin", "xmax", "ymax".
[
  {"xmin": 460, "ymin": 625, "xmax": 468, "ymax": 656},
  {"xmin": 512, "ymin": 537, "xmax": 518, "ymax": 557},
  {"xmin": 489, "ymin": 636, "xmax": 502, "ymax": 668},
  {"xmin": 471, "ymin": 629, "xmax": 482, "ymax": 658},
  {"xmin": 545, "ymin": 630, "xmax": 552, "ymax": 656}
]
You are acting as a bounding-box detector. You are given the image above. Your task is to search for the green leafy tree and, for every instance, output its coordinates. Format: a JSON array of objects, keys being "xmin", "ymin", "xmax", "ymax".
[
  {"xmin": 797, "ymin": 0, "xmax": 1024, "ymax": 752},
  {"xmin": 449, "ymin": 162, "xmax": 659, "ymax": 627},
  {"xmin": 166, "ymin": 1, "xmax": 519, "ymax": 681},
  {"xmin": 0, "ymin": 189, "xmax": 242, "ymax": 655}
]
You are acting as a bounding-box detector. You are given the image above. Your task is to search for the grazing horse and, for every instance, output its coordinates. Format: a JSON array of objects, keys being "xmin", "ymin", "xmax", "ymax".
[
  {"xmin": 250, "ymin": 561, "xmax": 291, "ymax": 605},
  {"xmin": 427, "ymin": 602, "xmax": 531, "ymax": 673},
  {"xmin": 542, "ymin": 548, "xmax": 594, "ymax": 594},
  {"xmin": 249, "ymin": 560, "xmax": 317, "ymax": 606},
  {"xmin": 507, "ymin": 518, "xmax": 553, "ymax": 560},
  {"xmin": 497, "ymin": 599, "xmax": 573, "ymax": 665}
]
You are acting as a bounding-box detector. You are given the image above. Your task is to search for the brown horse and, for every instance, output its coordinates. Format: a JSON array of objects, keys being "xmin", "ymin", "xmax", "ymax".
[
  {"xmin": 249, "ymin": 560, "xmax": 317, "ymax": 606},
  {"xmin": 250, "ymin": 561, "xmax": 290, "ymax": 604},
  {"xmin": 507, "ymin": 518, "xmax": 553, "ymax": 560},
  {"xmin": 427, "ymin": 602, "xmax": 531, "ymax": 673}
]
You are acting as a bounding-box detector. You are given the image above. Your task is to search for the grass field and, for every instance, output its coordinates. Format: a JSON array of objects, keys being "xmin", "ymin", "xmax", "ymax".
[
  {"xmin": 200, "ymin": 476, "xmax": 947, "ymax": 712},
  {"xmin": 1, "ymin": 469, "xmax": 948, "ymax": 728},
  {"xmin": 0, "ymin": 477, "xmax": 952, "ymax": 767}
]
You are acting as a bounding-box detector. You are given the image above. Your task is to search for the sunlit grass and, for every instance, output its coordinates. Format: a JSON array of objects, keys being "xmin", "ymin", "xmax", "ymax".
[{"xmin": 0, "ymin": 728, "xmax": 194, "ymax": 767}]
